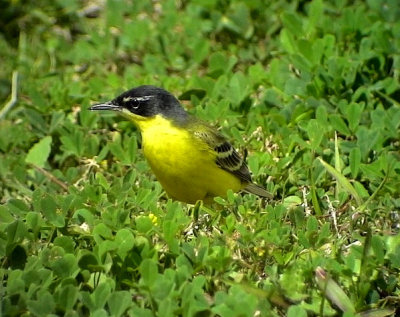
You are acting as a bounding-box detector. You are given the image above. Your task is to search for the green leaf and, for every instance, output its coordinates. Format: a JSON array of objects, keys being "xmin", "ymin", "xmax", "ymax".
[
  {"xmin": 56, "ymin": 284, "xmax": 79, "ymax": 311},
  {"xmin": 281, "ymin": 12, "xmax": 303, "ymax": 38},
  {"xmin": 25, "ymin": 136, "xmax": 52, "ymax": 168},
  {"xmin": 108, "ymin": 134, "xmax": 138, "ymax": 165},
  {"xmin": 41, "ymin": 194, "xmax": 65, "ymax": 227},
  {"xmin": 157, "ymin": 298, "xmax": 175, "ymax": 317},
  {"xmin": 307, "ymin": 0, "xmax": 323, "ymax": 32},
  {"xmin": 288, "ymin": 306, "xmax": 307, "ymax": 317},
  {"xmin": 7, "ymin": 199, "xmax": 30, "ymax": 217},
  {"xmin": 315, "ymin": 267, "xmax": 355, "ymax": 313},
  {"xmin": 356, "ymin": 127, "xmax": 379, "ymax": 160},
  {"xmin": 227, "ymin": 72, "xmax": 248, "ymax": 106},
  {"xmin": 93, "ymin": 223, "xmax": 113, "ymax": 243},
  {"xmin": 212, "ymin": 285, "xmax": 258, "ymax": 316},
  {"xmin": 93, "ymin": 282, "xmax": 112, "ymax": 310},
  {"xmin": 135, "ymin": 216, "xmax": 154, "ymax": 234},
  {"xmin": 60, "ymin": 129, "xmax": 85, "ymax": 158},
  {"xmin": 51, "ymin": 253, "xmax": 78, "ymax": 278},
  {"xmin": 25, "ymin": 211, "xmax": 42, "ymax": 235},
  {"xmin": 115, "ymin": 228, "xmax": 135, "ymax": 260},
  {"xmin": 371, "ymin": 235, "xmax": 385, "ymax": 264},
  {"xmin": 226, "ymin": 2, "xmax": 253, "ymax": 38},
  {"xmin": 316, "ymin": 105, "xmax": 328, "ymax": 128},
  {"xmin": 73, "ymin": 208, "xmax": 95, "ymax": 226},
  {"xmin": 345, "ymin": 102, "xmax": 365, "ymax": 132},
  {"xmin": 282, "ymin": 196, "xmax": 302, "ymax": 209},
  {"xmin": 318, "ymin": 158, "xmax": 363, "ymax": 206},
  {"xmin": 353, "ymin": 181, "xmax": 370, "ymax": 199},
  {"xmin": 92, "ymin": 309, "xmax": 109, "ymax": 317},
  {"xmin": 355, "ymin": 308, "xmax": 396, "ymax": 317},
  {"xmin": 78, "ymin": 252, "xmax": 100, "ymax": 272},
  {"xmin": 307, "ymin": 216, "xmax": 318, "ymax": 232},
  {"xmin": 0, "ymin": 205, "xmax": 14, "ymax": 224},
  {"xmin": 306, "ymin": 119, "xmax": 324, "ymax": 150},
  {"xmin": 6, "ymin": 270, "xmax": 25, "ymax": 295},
  {"xmin": 107, "ymin": 291, "xmax": 132, "ymax": 317},
  {"xmin": 96, "ymin": 172, "xmax": 110, "ymax": 190},
  {"xmin": 329, "ymin": 114, "xmax": 351, "ymax": 136},
  {"xmin": 54, "ymin": 236, "xmax": 75, "ymax": 253},
  {"xmin": 27, "ymin": 290, "xmax": 55, "ymax": 316},
  {"xmin": 139, "ymin": 258, "xmax": 158, "ymax": 287},
  {"xmin": 280, "ymin": 29, "xmax": 296, "ymax": 54},
  {"xmin": 349, "ymin": 147, "xmax": 361, "ymax": 178},
  {"xmin": 334, "ymin": 132, "xmax": 341, "ymax": 173},
  {"xmin": 6, "ymin": 220, "xmax": 27, "ymax": 243}
]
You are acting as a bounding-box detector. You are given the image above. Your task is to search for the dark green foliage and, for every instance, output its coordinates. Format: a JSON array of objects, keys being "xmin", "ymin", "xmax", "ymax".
[{"xmin": 1, "ymin": 0, "xmax": 399, "ymax": 315}]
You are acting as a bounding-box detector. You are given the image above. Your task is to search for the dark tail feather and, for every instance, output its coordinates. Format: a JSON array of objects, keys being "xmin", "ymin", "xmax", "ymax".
[{"xmin": 244, "ymin": 183, "xmax": 273, "ymax": 199}]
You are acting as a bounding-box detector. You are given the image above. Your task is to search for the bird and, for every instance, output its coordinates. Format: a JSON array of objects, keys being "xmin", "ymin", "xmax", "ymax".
[{"xmin": 90, "ymin": 85, "xmax": 272, "ymax": 204}]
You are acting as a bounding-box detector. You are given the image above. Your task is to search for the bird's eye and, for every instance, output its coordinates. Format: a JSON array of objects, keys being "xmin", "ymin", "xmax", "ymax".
[
  {"xmin": 122, "ymin": 97, "xmax": 141, "ymax": 110},
  {"xmin": 130, "ymin": 100, "xmax": 140, "ymax": 110},
  {"xmin": 122, "ymin": 95, "xmax": 152, "ymax": 113}
]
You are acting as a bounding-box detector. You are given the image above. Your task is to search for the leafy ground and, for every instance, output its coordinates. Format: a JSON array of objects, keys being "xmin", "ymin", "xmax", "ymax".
[{"xmin": 1, "ymin": 0, "xmax": 400, "ymax": 316}]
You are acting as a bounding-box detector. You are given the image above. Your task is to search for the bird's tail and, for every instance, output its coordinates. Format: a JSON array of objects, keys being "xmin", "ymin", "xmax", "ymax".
[{"xmin": 244, "ymin": 183, "xmax": 273, "ymax": 199}]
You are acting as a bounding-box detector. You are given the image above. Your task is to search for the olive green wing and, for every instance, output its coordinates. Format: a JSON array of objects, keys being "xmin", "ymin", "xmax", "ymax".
[
  {"xmin": 190, "ymin": 123, "xmax": 252, "ymax": 183},
  {"xmin": 190, "ymin": 121, "xmax": 272, "ymax": 199}
]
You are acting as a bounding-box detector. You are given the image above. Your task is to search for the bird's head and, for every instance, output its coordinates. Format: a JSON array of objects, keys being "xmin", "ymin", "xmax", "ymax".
[{"xmin": 90, "ymin": 85, "xmax": 188, "ymax": 124}]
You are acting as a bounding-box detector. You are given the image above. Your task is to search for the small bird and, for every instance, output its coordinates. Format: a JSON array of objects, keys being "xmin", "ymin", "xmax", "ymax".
[{"xmin": 90, "ymin": 85, "xmax": 272, "ymax": 204}]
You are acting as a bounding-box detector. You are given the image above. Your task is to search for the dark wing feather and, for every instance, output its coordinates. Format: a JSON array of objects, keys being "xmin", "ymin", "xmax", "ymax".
[
  {"xmin": 193, "ymin": 128, "xmax": 252, "ymax": 184},
  {"xmin": 191, "ymin": 123, "xmax": 272, "ymax": 199},
  {"xmin": 214, "ymin": 141, "xmax": 252, "ymax": 183}
]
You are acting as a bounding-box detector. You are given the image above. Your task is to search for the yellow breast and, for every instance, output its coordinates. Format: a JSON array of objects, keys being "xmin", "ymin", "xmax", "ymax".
[{"xmin": 133, "ymin": 115, "xmax": 242, "ymax": 204}]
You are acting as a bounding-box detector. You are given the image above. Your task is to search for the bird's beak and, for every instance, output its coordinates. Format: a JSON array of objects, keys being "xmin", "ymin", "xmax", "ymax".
[{"xmin": 89, "ymin": 101, "xmax": 121, "ymax": 112}]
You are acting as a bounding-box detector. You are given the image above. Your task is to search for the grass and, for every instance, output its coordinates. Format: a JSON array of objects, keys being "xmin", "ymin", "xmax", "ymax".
[{"xmin": 1, "ymin": 0, "xmax": 400, "ymax": 316}]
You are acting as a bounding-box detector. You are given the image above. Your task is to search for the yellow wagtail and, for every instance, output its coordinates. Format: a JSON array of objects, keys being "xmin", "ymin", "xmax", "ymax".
[{"xmin": 90, "ymin": 85, "xmax": 272, "ymax": 204}]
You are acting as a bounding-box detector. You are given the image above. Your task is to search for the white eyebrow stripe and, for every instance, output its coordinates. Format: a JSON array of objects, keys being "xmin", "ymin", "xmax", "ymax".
[
  {"xmin": 122, "ymin": 96, "xmax": 134, "ymax": 102},
  {"xmin": 136, "ymin": 96, "xmax": 153, "ymax": 101},
  {"xmin": 122, "ymin": 96, "xmax": 153, "ymax": 103}
]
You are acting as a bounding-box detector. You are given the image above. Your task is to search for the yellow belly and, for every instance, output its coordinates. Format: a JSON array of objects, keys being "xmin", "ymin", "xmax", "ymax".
[{"xmin": 136, "ymin": 116, "xmax": 242, "ymax": 204}]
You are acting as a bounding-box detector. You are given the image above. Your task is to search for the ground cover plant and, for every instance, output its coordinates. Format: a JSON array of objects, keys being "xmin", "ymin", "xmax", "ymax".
[{"xmin": 1, "ymin": 0, "xmax": 400, "ymax": 316}]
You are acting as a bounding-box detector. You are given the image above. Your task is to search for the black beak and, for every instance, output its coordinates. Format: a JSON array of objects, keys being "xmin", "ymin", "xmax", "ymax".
[{"xmin": 89, "ymin": 101, "xmax": 121, "ymax": 111}]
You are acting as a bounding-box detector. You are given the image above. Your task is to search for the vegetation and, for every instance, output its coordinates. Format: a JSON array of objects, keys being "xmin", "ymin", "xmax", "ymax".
[{"xmin": 1, "ymin": 0, "xmax": 399, "ymax": 315}]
